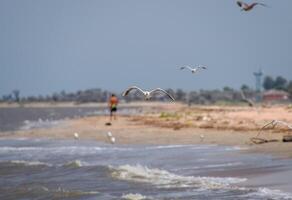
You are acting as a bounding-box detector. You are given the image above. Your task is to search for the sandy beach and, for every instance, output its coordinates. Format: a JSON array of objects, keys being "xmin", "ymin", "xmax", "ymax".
[{"xmin": 2, "ymin": 102, "xmax": 292, "ymax": 158}]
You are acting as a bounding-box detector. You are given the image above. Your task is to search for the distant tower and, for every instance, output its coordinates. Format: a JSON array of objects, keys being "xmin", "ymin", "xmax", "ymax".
[
  {"xmin": 253, "ymin": 69, "xmax": 263, "ymax": 92},
  {"xmin": 253, "ymin": 69, "xmax": 263, "ymax": 102}
]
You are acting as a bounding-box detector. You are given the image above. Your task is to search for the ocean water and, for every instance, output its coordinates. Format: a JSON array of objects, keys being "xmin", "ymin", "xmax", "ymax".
[
  {"xmin": 0, "ymin": 138, "xmax": 291, "ymax": 200},
  {"xmin": 0, "ymin": 106, "xmax": 141, "ymax": 132}
]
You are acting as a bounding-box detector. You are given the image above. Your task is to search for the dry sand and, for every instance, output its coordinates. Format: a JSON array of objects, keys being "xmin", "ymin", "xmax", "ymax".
[{"xmin": 2, "ymin": 102, "xmax": 292, "ymax": 158}]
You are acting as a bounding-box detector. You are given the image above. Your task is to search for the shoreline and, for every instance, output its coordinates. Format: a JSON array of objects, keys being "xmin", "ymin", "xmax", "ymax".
[
  {"xmin": 1, "ymin": 114, "xmax": 292, "ymax": 159},
  {"xmin": 1, "ymin": 102, "xmax": 292, "ymax": 158},
  {"xmin": 1, "ymin": 103, "xmax": 292, "ymax": 194}
]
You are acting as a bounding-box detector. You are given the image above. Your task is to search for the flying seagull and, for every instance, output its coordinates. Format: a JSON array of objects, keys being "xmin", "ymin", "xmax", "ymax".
[
  {"xmin": 236, "ymin": 1, "xmax": 267, "ymax": 11},
  {"xmin": 240, "ymin": 90, "xmax": 255, "ymax": 107},
  {"xmin": 180, "ymin": 65, "xmax": 207, "ymax": 74},
  {"xmin": 122, "ymin": 86, "xmax": 175, "ymax": 101}
]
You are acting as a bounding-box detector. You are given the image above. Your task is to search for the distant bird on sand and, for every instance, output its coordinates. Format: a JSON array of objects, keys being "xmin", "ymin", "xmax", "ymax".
[
  {"xmin": 240, "ymin": 90, "xmax": 255, "ymax": 107},
  {"xmin": 74, "ymin": 132, "xmax": 79, "ymax": 140},
  {"xmin": 200, "ymin": 134, "xmax": 205, "ymax": 142},
  {"xmin": 122, "ymin": 86, "xmax": 175, "ymax": 101},
  {"xmin": 236, "ymin": 1, "xmax": 267, "ymax": 11},
  {"xmin": 107, "ymin": 132, "xmax": 116, "ymax": 144},
  {"xmin": 180, "ymin": 65, "xmax": 207, "ymax": 74},
  {"xmin": 110, "ymin": 137, "xmax": 116, "ymax": 144},
  {"xmin": 107, "ymin": 131, "xmax": 112, "ymax": 138}
]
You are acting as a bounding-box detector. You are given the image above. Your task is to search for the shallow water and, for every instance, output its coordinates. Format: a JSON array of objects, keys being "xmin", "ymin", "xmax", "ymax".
[
  {"xmin": 0, "ymin": 138, "xmax": 291, "ymax": 200},
  {"xmin": 0, "ymin": 106, "xmax": 141, "ymax": 132}
]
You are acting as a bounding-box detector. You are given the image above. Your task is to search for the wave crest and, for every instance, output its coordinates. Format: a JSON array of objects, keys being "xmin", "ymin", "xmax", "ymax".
[
  {"xmin": 122, "ymin": 193, "xmax": 147, "ymax": 200},
  {"xmin": 110, "ymin": 164, "xmax": 246, "ymax": 189},
  {"xmin": 5, "ymin": 160, "xmax": 51, "ymax": 167}
]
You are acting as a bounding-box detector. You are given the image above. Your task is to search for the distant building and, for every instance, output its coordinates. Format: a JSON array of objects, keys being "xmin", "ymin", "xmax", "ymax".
[{"xmin": 263, "ymin": 89, "xmax": 290, "ymax": 102}]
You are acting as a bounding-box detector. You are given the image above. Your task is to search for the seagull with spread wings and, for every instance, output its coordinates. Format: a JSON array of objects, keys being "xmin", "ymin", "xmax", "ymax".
[
  {"xmin": 236, "ymin": 1, "xmax": 267, "ymax": 11},
  {"xmin": 180, "ymin": 65, "xmax": 207, "ymax": 74},
  {"xmin": 122, "ymin": 86, "xmax": 175, "ymax": 101}
]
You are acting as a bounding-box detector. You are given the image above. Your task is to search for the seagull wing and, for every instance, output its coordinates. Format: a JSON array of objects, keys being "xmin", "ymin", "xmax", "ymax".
[
  {"xmin": 198, "ymin": 65, "xmax": 207, "ymax": 70},
  {"xmin": 256, "ymin": 3, "xmax": 267, "ymax": 7},
  {"xmin": 150, "ymin": 88, "xmax": 175, "ymax": 101},
  {"xmin": 250, "ymin": 2, "xmax": 267, "ymax": 8},
  {"xmin": 122, "ymin": 86, "xmax": 144, "ymax": 96},
  {"xmin": 180, "ymin": 66, "xmax": 193, "ymax": 71},
  {"xmin": 240, "ymin": 90, "xmax": 247, "ymax": 99},
  {"xmin": 236, "ymin": 1, "xmax": 243, "ymax": 7},
  {"xmin": 240, "ymin": 90, "xmax": 254, "ymax": 107},
  {"xmin": 185, "ymin": 66, "xmax": 194, "ymax": 71}
]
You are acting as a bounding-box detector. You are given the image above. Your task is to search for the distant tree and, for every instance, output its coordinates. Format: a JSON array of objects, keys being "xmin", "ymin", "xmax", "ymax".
[
  {"xmin": 175, "ymin": 89, "xmax": 186, "ymax": 101},
  {"xmin": 287, "ymin": 81, "xmax": 292, "ymax": 96},
  {"xmin": 223, "ymin": 86, "xmax": 234, "ymax": 92},
  {"xmin": 12, "ymin": 90, "xmax": 20, "ymax": 102},
  {"xmin": 263, "ymin": 76, "xmax": 274, "ymax": 90},
  {"xmin": 240, "ymin": 84, "xmax": 250, "ymax": 91},
  {"xmin": 274, "ymin": 76, "xmax": 288, "ymax": 90},
  {"xmin": 2, "ymin": 94, "xmax": 13, "ymax": 102},
  {"xmin": 52, "ymin": 93, "xmax": 59, "ymax": 102}
]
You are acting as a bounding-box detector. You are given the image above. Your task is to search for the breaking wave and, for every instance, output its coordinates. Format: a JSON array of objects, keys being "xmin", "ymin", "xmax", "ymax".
[
  {"xmin": 110, "ymin": 164, "xmax": 246, "ymax": 189},
  {"xmin": 110, "ymin": 164, "xmax": 292, "ymax": 199},
  {"xmin": 2, "ymin": 160, "xmax": 52, "ymax": 167}
]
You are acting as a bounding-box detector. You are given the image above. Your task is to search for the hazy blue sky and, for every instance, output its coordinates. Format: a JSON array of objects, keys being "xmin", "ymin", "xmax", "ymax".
[{"xmin": 1, "ymin": 0, "xmax": 292, "ymax": 96}]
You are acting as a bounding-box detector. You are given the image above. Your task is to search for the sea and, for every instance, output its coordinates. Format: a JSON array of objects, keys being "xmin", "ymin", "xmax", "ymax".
[{"xmin": 0, "ymin": 107, "xmax": 292, "ymax": 200}]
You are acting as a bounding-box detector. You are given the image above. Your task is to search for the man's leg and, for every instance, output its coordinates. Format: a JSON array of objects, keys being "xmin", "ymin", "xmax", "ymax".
[{"xmin": 110, "ymin": 110, "xmax": 113, "ymax": 121}]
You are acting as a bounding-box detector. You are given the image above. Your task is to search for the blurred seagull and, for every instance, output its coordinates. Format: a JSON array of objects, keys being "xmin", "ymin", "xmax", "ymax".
[
  {"xmin": 240, "ymin": 90, "xmax": 254, "ymax": 107},
  {"xmin": 107, "ymin": 132, "xmax": 116, "ymax": 144},
  {"xmin": 122, "ymin": 86, "xmax": 175, "ymax": 101},
  {"xmin": 236, "ymin": 1, "xmax": 267, "ymax": 11},
  {"xmin": 180, "ymin": 65, "xmax": 207, "ymax": 74},
  {"xmin": 107, "ymin": 131, "xmax": 112, "ymax": 138},
  {"xmin": 74, "ymin": 132, "xmax": 79, "ymax": 140},
  {"xmin": 200, "ymin": 134, "xmax": 205, "ymax": 142},
  {"xmin": 110, "ymin": 137, "xmax": 116, "ymax": 144}
]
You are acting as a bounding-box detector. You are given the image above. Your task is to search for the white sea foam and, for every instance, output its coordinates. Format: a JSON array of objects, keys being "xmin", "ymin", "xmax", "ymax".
[
  {"xmin": 110, "ymin": 164, "xmax": 246, "ymax": 189},
  {"xmin": 239, "ymin": 187, "xmax": 292, "ymax": 199},
  {"xmin": 7, "ymin": 160, "xmax": 52, "ymax": 167},
  {"xmin": 224, "ymin": 146, "xmax": 249, "ymax": 151},
  {"xmin": 203, "ymin": 162, "xmax": 242, "ymax": 168},
  {"xmin": 111, "ymin": 164, "xmax": 292, "ymax": 199},
  {"xmin": 173, "ymin": 162, "xmax": 242, "ymax": 171},
  {"xmin": 27, "ymin": 186, "xmax": 99, "ymax": 196},
  {"xmin": 122, "ymin": 193, "xmax": 147, "ymax": 200},
  {"xmin": 20, "ymin": 119, "xmax": 61, "ymax": 130},
  {"xmin": 62, "ymin": 160, "xmax": 88, "ymax": 168},
  {"xmin": 0, "ymin": 146, "xmax": 133, "ymax": 154},
  {"xmin": 145, "ymin": 145, "xmax": 195, "ymax": 150}
]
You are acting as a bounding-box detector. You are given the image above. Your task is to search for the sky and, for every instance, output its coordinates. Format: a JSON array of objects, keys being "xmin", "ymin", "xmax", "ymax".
[{"xmin": 0, "ymin": 0, "xmax": 292, "ymax": 96}]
